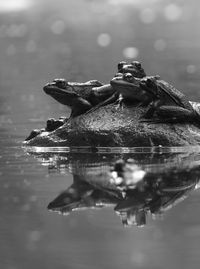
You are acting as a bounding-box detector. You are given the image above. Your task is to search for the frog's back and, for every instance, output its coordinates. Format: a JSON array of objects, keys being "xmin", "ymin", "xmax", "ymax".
[
  {"xmin": 157, "ymin": 79, "xmax": 193, "ymax": 110},
  {"xmin": 68, "ymin": 80, "xmax": 103, "ymax": 98}
]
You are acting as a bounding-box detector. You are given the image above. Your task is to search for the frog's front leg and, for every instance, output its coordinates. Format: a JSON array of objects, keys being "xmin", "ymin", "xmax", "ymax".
[{"xmin": 115, "ymin": 93, "xmax": 124, "ymax": 108}]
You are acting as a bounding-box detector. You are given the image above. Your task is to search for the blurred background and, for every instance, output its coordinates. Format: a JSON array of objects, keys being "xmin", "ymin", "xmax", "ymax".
[
  {"xmin": 1, "ymin": 0, "xmax": 200, "ymax": 134},
  {"xmin": 1, "ymin": 1, "xmax": 200, "ymax": 269}
]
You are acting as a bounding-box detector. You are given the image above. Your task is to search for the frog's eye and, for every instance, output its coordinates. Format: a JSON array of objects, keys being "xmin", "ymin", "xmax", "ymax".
[
  {"xmin": 54, "ymin": 78, "xmax": 67, "ymax": 89},
  {"xmin": 132, "ymin": 61, "xmax": 141, "ymax": 69},
  {"xmin": 115, "ymin": 72, "xmax": 123, "ymax": 77},
  {"xmin": 123, "ymin": 73, "xmax": 135, "ymax": 83},
  {"xmin": 118, "ymin": 61, "xmax": 127, "ymax": 71},
  {"xmin": 146, "ymin": 78, "xmax": 155, "ymax": 86},
  {"xmin": 46, "ymin": 118, "xmax": 55, "ymax": 125}
]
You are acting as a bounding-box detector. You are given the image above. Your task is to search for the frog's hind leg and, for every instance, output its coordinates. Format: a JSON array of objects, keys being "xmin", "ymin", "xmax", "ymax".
[
  {"xmin": 140, "ymin": 106, "xmax": 196, "ymax": 124},
  {"xmin": 84, "ymin": 92, "xmax": 119, "ymax": 115},
  {"xmin": 157, "ymin": 106, "xmax": 195, "ymax": 122}
]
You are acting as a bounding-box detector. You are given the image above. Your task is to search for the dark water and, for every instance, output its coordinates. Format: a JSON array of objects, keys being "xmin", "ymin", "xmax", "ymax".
[{"xmin": 2, "ymin": 0, "xmax": 200, "ymax": 268}]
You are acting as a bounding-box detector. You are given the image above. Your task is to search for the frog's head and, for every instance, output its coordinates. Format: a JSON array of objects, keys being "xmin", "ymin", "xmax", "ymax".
[
  {"xmin": 43, "ymin": 78, "xmax": 79, "ymax": 106},
  {"xmin": 139, "ymin": 76, "xmax": 161, "ymax": 98},
  {"xmin": 111, "ymin": 73, "xmax": 140, "ymax": 93},
  {"xmin": 110, "ymin": 73, "xmax": 150, "ymax": 102},
  {"xmin": 117, "ymin": 61, "xmax": 146, "ymax": 78}
]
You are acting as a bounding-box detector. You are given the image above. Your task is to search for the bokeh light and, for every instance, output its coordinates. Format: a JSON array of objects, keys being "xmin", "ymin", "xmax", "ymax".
[
  {"xmin": 97, "ymin": 33, "xmax": 111, "ymax": 47},
  {"xmin": 6, "ymin": 44, "xmax": 16, "ymax": 56},
  {"xmin": 164, "ymin": 4, "xmax": 182, "ymax": 21},
  {"xmin": 139, "ymin": 8, "xmax": 156, "ymax": 24},
  {"xmin": 6, "ymin": 24, "xmax": 27, "ymax": 38},
  {"xmin": 186, "ymin": 65, "xmax": 197, "ymax": 74},
  {"xmin": 0, "ymin": 25, "xmax": 7, "ymax": 38},
  {"xmin": 123, "ymin": 47, "xmax": 139, "ymax": 59},
  {"xmin": 50, "ymin": 20, "xmax": 66, "ymax": 35},
  {"xmin": 154, "ymin": 39, "xmax": 166, "ymax": 51},
  {"xmin": 26, "ymin": 40, "xmax": 37, "ymax": 53},
  {"xmin": 0, "ymin": 0, "xmax": 32, "ymax": 12}
]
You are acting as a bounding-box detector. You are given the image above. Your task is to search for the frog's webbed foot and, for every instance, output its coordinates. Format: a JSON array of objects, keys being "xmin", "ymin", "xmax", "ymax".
[
  {"xmin": 141, "ymin": 101, "xmax": 158, "ymax": 119},
  {"xmin": 114, "ymin": 94, "xmax": 124, "ymax": 109}
]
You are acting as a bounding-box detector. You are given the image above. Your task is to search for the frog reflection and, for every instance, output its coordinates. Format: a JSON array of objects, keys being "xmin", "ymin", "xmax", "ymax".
[
  {"xmin": 47, "ymin": 157, "xmax": 199, "ymax": 227},
  {"xmin": 47, "ymin": 175, "xmax": 121, "ymax": 215},
  {"xmin": 112, "ymin": 158, "xmax": 198, "ymax": 226}
]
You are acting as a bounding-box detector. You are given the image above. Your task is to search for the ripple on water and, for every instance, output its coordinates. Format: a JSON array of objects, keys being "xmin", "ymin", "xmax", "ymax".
[{"xmin": 23, "ymin": 145, "xmax": 200, "ymax": 154}]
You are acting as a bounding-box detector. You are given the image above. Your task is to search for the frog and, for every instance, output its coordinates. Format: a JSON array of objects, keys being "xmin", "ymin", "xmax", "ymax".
[
  {"xmin": 139, "ymin": 76, "xmax": 200, "ymax": 123},
  {"xmin": 117, "ymin": 60, "xmax": 146, "ymax": 78},
  {"xmin": 110, "ymin": 72, "xmax": 158, "ymax": 106},
  {"xmin": 43, "ymin": 60, "xmax": 147, "ymax": 118},
  {"xmin": 91, "ymin": 61, "xmax": 146, "ymax": 97},
  {"xmin": 25, "ymin": 116, "xmax": 66, "ymax": 141},
  {"xmin": 111, "ymin": 73, "xmax": 200, "ymax": 124},
  {"xmin": 43, "ymin": 78, "xmax": 114, "ymax": 118},
  {"xmin": 83, "ymin": 61, "xmax": 147, "ymax": 115},
  {"xmin": 45, "ymin": 117, "xmax": 65, "ymax": 132}
]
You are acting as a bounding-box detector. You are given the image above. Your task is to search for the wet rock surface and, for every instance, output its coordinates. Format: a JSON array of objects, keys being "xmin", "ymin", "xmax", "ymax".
[{"xmin": 24, "ymin": 102, "xmax": 200, "ymax": 147}]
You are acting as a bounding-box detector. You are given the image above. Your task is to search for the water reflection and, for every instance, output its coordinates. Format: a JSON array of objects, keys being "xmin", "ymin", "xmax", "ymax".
[{"xmin": 26, "ymin": 147, "xmax": 200, "ymax": 228}]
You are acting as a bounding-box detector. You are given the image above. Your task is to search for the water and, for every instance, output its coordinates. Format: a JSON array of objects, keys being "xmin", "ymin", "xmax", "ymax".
[
  {"xmin": 1, "ymin": 0, "xmax": 200, "ymax": 268},
  {"xmin": 2, "ymin": 145, "xmax": 200, "ymax": 269}
]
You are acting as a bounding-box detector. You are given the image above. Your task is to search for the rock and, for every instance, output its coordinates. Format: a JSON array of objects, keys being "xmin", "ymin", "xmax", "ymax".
[{"xmin": 23, "ymin": 102, "xmax": 200, "ymax": 147}]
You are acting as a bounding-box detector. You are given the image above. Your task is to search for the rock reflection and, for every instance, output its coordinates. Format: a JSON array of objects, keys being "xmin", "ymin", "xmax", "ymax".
[{"xmin": 28, "ymin": 149, "xmax": 200, "ymax": 227}]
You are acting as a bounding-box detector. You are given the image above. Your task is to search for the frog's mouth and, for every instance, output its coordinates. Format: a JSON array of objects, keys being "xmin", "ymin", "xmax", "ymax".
[
  {"xmin": 43, "ymin": 83, "xmax": 76, "ymax": 96},
  {"xmin": 110, "ymin": 77, "xmax": 139, "ymax": 92},
  {"xmin": 43, "ymin": 78, "xmax": 70, "ymax": 94},
  {"xmin": 110, "ymin": 77, "xmax": 149, "ymax": 102},
  {"xmin": 43, "ymin": 83, "xmax": 67, "ymax": 95},
  {"xmin": 43, "ymin": 83, "xmax": 78, "ymax": 106}
]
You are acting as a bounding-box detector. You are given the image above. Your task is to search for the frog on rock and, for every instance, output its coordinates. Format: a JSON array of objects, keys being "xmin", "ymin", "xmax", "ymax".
[
  {"xmin": 110, "ymin": 73, "xmax": 200, "ymax": 124},
  {"xmin": 43, "ymin": 61, "xmax": 147, "ymax": 119},
  {"xmin": 43, "ymin": 79, "xmax": 114, "ymax": 118}
]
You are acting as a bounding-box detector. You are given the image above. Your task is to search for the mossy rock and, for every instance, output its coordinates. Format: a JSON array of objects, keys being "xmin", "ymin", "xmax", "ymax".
[{"xmin": 24, "ymin": 103, "xmax": 200, "ymax": 147}]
